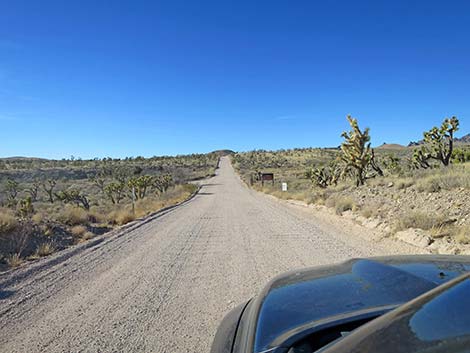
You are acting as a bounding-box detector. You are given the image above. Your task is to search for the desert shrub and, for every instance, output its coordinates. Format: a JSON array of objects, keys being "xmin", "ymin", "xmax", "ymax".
[
  {"xmin": 414, "ymin": 166, "xmax": 470, "ymax": 192},
  {"xmin": 455, "ymin": 225, "xmax": 470, "ymax": 244},
  {"xmin": 5, "ymin": 253, "xmax": 23, "ymax": 268},
  {"xmin": 31, "ymin": 212, "xmax": 45, "ymax": 224},
  {"xmin": 395, "ymin": 178, "xmax": 414, "ymax": 190},
  {"xmin": 452, "ymin": 148, "xmax": 470, "ymax": 163},
  {"xmin": 57, "ymin": 205, "xmax": 89, "ymax": 225},
  {"xmin": 310, "ymin": 189, "xmax": 329, "ymax": 205},
  {"xmin": 70, "ymin": 225, "xmax": 87, "ymax": 237},
  {"xmin": 396, "ymin": 211, "xmax": 450, "ymax": 231},
  {"xmin": 107, "ymin": 209, "xmax": 135, "ymax": 225},
  {"xmin": 1, "ymin": 221, "xmax": 34, "ymax": 255},
  {"xmin": 162, "ymin": 183, "xmax": 197, "ymax": 200},
  {"xmin": 415, "ymin": 177, "xmax": 441, "ymax": 193},
  {"xmin": 35, "ymin": 242, "xmax": 56, "ymax": 257},
  {"xmin": 326, "ymin": 195, "xmax": 356, "ymax": 215},
  {"xmin": 134, "ymin": 198, "xmax": 164, "ymax": 218},
  {"xmin": 359, "ymin": 205, "xmax": 380, "ymax": 219},
  {"xmin": 82, "ymin": 231, "xmax": 95, "ymax": 241},
  {"xmin": 0, "ymin": 208, "xmax": 18, "ymax": 234},
  {"xmin": 429, "ymin": 224, "xmax": 453, "ymax": 239}
]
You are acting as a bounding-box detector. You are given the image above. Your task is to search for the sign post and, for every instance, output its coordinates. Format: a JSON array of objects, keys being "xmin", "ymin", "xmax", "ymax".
[{"xmin": 282, "ymin": 182, "xmax": 288, "ymax": 192}]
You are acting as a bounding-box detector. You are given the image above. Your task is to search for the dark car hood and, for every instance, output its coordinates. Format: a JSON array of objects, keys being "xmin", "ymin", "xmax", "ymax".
[
  {"xmin": 319, "ymin": 272, "xmax": 470, "ymax": 353},
  {"xmin": 245, "ymin": 255, "xmax": 470, "ymax": 353}
]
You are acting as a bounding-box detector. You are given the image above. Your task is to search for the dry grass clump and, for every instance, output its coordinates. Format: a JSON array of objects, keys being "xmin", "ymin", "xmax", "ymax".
[
  {"xmin": 429, "ymin": 224, "xmax": 454, "ymax": 239},
  {"xmin": 394, "ymin": 178, "xmax": 414, "ymax": 190},
  {"xmin": 107, "ymin": 209, "xmax": 136, "ymax": 226},
  {"xmin": 0, "ymin": 208, "xmax": 18, "ymax": 234},
  {"xmin": 326, "ymin": 196, "xmax": 356, "ymax": 215},
  {"xmin": 455, "ymin": 225, "xmax": 470, "ymax": 244},
  {"xmin": 310, "ymin": 189, "xmax": 329, "ymax": 205},
  {"xmin": 414, "ymin": 165, "xmax": 470, "ymax": 193},
  {"xmin": 70, "ymin": 225, "xmax": 95, "ymax": 243},
  {"xmin": 415, "ymin": 177, "xmax": 442, "ymax": 193},
  {"xmin": 31, "ymin": 212, "xmax": 45, "ymax": 224},
  {"xmin": 70, "ymin": 225, "xmax": 87, "ymax": 237},
  {"xmin": 81, "ymin": 231, "xmax": 95, "ymax": 241},
  {"xmin": 57, "ymin": 205, "xmax": 89, "ymax": 226},
  {"xmin": 5, "ymin": 253, "xmax": 23, "ymax": 268},
  {"xmin": 359, "ymin": 205, "xmax": 380, "ymax": 219},
  {"xmin": 35, "ymin": 242, "xmax": 56, "ymax": 257},
  {"xmin": 104, "ymin": 184, "xmax": 197, "ymax": 226},
  {"xmin": 86, "ymin": 208, "xmax": 107, "ymax": 224},
  {"xmin": 134, "ymin": 199, "xmax": 164, "ymax": 218},
  {"xmin": 396, "ymin": 211, "xmax": 450, "ymax": 231}
]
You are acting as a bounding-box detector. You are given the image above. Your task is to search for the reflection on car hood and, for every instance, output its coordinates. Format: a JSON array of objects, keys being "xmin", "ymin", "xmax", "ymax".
[
  {"xmin": 253, "ymin": 255, "xmax": 470, "ymax": 353},
  {"xmin": 320, "ymin": 272, "xmax": 470, "ymax": 353}
]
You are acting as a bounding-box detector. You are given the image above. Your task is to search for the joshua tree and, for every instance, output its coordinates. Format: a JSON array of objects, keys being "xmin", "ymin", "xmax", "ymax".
[
  {"xmin": 127, "ymin": 175, "xmax": 154, "ymax": 199},
  {"xmin": 412, "ymin": 149, "xmax": 431, "ymax": 169},
  {"xmin": 415, "ymin": 117, "xmax": 459, "ymax": 167},
  {"xmin": 152, "ymin": 174, "xmax": 173, "ymax": 194},
  {"xmin": 340, "ymin": 116, "xmax": 374, "ymax": 186},
  {"xmin": 18, "ymin": 196, "xmax": 34, "ymax": 219},
  {"xmin": 25, "ymin": 179, "xmax": 40, "ymax": 202},
  {"xmin": 55, "ymin": 189, "xmax": 90, "ymax": 210},
  {"xmin": 104, "ymin": 182, "xmax": 126, "ymax": 204},
  {"xmin": 5, "ymin": 179, "xmax": 19, "ymax": 207},
  {"xmin": 42, "ymin": 179, "xmax": 57, "ymax": 203},
  {"xmin": 306, "ymin": 161, "xmax": 342, "ymax": 188}
]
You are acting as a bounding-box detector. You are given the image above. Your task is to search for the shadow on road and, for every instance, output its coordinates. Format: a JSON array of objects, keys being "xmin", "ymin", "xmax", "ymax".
[{"xmin": 0, "ymin": 290, "xmax": 15, "ymax": 300}]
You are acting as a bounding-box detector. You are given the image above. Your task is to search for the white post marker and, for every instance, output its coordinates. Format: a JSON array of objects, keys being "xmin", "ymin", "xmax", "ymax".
[{"xmin": 281, "ymin": 182, "xmax": 288, "ymax": 192}]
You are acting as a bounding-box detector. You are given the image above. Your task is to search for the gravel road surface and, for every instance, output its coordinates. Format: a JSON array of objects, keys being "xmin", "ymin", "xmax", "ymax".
[{"xmin": 0, "ymin": 157, "xmax": 409, "ymax": 352}]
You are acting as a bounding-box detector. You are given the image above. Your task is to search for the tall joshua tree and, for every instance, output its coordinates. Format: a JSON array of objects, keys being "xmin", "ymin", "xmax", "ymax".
[{"xmin": 340, "ymin": 115, "xmax": 381, "ymax": 186}]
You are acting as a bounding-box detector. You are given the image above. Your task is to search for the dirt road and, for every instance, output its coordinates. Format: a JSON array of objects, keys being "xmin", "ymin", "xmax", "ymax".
[{"xmin": 0, "ymin": 157, "xmax": 411, "ymax": 352}]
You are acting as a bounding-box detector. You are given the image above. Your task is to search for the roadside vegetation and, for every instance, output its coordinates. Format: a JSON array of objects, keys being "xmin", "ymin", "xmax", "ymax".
[
  {"xmin": 0, "ymin": 153, "xmax": 220, "ymax": 270},
  {"xmin": 233, "ymin": 116, "xmax": 470, "ymax": 254}
]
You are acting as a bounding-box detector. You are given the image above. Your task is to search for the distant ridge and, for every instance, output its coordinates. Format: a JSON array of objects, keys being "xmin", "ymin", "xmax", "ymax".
[
  {"xmin": 0, "ymin": 156, "xmax": 49, "ymax": 161},
  {"xmin": 376, "ymin": 143, "xmax": 406, "ymax": 150}
]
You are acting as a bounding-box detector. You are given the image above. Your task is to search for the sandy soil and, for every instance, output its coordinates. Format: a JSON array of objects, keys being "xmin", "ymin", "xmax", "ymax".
[{"xmin": 0, "ymin": 157, "xmax": 420, "ymax": 353}]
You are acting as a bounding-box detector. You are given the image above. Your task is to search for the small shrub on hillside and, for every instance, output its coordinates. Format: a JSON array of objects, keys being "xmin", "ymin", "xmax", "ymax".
[
  {"xmin": 415, "ymin": 177, "xmax": 441, "ymax": 193},
  {"xmin": 5, "ymin": 253, "xmax": 23, "ymax": 268},
  {"xmin": 70, "ymin": 225, "xmax": 87, "ymax": 237},
  {"xmin": 107, "ymin": 209, "xmax": 135, "ymax": 225},
  {"xmin": 359, "ymin": 205, "xmax": 379, "ymax": 219},
  {"xmin": 82, "ymin": 231, "xmax": 95, "ymax": 241},
  {"xmin": 35, "ymin": 242, "xmax": 56, "ymax": 257},
  {"xmin": 429, "ymin": 224, "xmax": 453, "ymax": 239},
  {"xmin": 414, "ymin": 167, "xmax": 470, "ymax": 192},
  {"xmin": 57, "ymin": 205, "xmax": 89, "ymax": 226},
  {"xmin": 395, "ymin": 178, "xmax": 414, "ymax": 190},
  {"xmin": 134, "ymin": 198, "xmax": 164, "ymax": 218},
  {"xmin": 0, "ymin": 208, "xmax": 18, "ymax": 234},
  {"xmin": 87, "ymin": 207, "xmax": 107, "ymax": 224},
  {"xmin": 455, "ymin": 225, "xmax": 470, "ymax": 244},
  {"xmin": 31, "ymin": 212, "xmax": 45, "ymax": 224},
  {"xmin": 326, "ymin": 196, "xmax": 356, "ymax": 215},
  {"xmin": 396, "ymin": 211, "xmax": 450, "ymax": 231},
  {"xmin": 310, "ymin": 188, "xmax": 330, "ymax": 205}
]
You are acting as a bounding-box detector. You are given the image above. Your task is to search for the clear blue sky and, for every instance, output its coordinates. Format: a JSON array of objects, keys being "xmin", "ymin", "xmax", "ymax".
[{"xmin": 1, "ymin": 1, "xmax": 469, "ymax": 159}]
